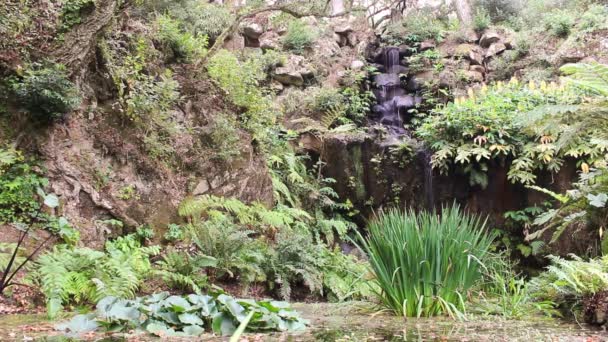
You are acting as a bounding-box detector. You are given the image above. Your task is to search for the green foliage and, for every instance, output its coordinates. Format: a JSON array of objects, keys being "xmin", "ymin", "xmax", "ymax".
[
  {"xmin": 417, "ymin": 79, "xmax": 588, "ymax": 187},
  {"xmin": 58, "ymin": 292, "xmax": 307, "ymax": 337},
  {"xmin": 35, "ymin": 235, "xmax": 160, "ymax": 319},
  {"xmin": 207, "ymin": 50, "xmax": 278, "ymax": 145},
  {"xmin": 473, "ymin": 8, "xmax": 492, "ymax": 32},
  {"xmin": 476, "ymin": 0, "xmax": 523, "ymax": 22},
  {"xmin": 519, "ymin": 63, "xmax": 608, "ymax": 245},
  {"xmin": 543, "ymin": 10, "xmax": 575, "ymax": 37},
  {"xmin": 383, "ymin": 11, "xmax": 446, "ymax": 45},
  {"xmin": 10, "ymin": 63, "xmax": 81, "ymax": 122},
  {"xmin": 0, "ymin": 149, "xmax": 47, "ymax": 224},
  {"xmin": 472, "ymin": 254, "xmax": 558, "ymax": 318},
  {"xmin": 154, "ymin": 14, "xmax": 208, "ymax": 63},
  {"xmin": 60, "ymin": 0, "xmax": 95, "ymax": 32},
  {"xmin": 578, "ymin": 4, "xmax": 608, "ymax": 33},
  {"xmin": 164, "ymin": 223, "xmax": 184, "ymax": 242},
  {"xmin": 204, "ymin": 114, "xmax": 241, "ymax": 163},
  {"xmin": 143, "ymin": 1, "xmax": 234, "ymax": 42},
  {"xmin": 358, "ymin": 205, "xmax": 495, "ymax": 317},
  {"xmin": 530, "ymin": 254, "xmax": 608, "ymax": 313},
  {"xmin": 153, "ymin": 251, "xmax": 211, "ymax": 294},
  {"xmin": 282, "ymin": 20, "xmax": 316, "ymax": 54}
]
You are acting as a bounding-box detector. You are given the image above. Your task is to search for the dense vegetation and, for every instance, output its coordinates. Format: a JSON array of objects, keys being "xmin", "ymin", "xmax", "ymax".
[{"xmin": 1, "ymin": 0, "xmax": 608, "ymax": 339}]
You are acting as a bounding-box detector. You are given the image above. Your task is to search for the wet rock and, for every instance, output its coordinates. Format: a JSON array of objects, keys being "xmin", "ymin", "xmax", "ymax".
[
  {"xmin": 419, "ymin": 40, "xmax": 436, "ymax": 51},
  {"xmin": 259, "ymin": 31, "xmax": 279, "ymax": 50},
  {"xmin": 486, "ymin": 42, "xmax": 507, "ymax": 58},
  {"xmin": 480, "ymin": 30, "xmax": 501, "ymax": 48},
  {"xmin": 374, "ymin": 73, "xmax": 400, "ymax": 87},
  {"xmin": 406, "ymin": 77, "xmax": 421, "ymax": 92},
  {"xmin": 398, "ymin": 44, "xmax": 414, "ymax": 57},
  {"xmin": 394, "ymin": 95, "xmax": 415, "ymax": 109},
  {"xmin": 241, "ymin": 22, "xmax": 264, "ymax": 39},
  {"xmin": 273, "ymin": 67, "xmax": 304, "ymax": 86},
  {"xmin": 350, "ymin": 60, "xmax": 365, "ymax": 70},
  {"xmin": 388, "ymin": 65, "xmax": 409, "ymax": 75}
]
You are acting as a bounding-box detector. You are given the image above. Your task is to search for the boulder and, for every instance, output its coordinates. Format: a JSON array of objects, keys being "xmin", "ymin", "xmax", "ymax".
[
  {"xmin": 470, "ymin": 65, "xmax": 486, "ymax": 74},
  {"xmin": 412, "ymin": 70, "xmax": 434, "ymax": 87},
  {"xmin": 223, "ymin": 34, "xmax": 245, "ymax": 50},
  {"xmin": 350, "ymin": 60, "xmax": 365, "ymax": 70},
  {"xmin": 439, "ymin": 70, "xmax": 456, "ymax": 88},
  {"xmin": 241, "ymin": 22, "xmax": 264, "ymax": 39},
  {"xmin": 193, "ymin": 180, "xmax": 210, "ymax": 196},
  {"xmin": 398, "ymin": 44, "xmax": 414, "ymax": 57},
  {"xmin": 559, "ymin": 50, "xmax": 586, "ymax": 64},
  {"xmin": 463, "ymin": 29, "xmax": 480, "ymax": 43},
  {"xmin": 334, "ymin": 22, "xmax": 353, "ymax": 34},
  {"xmin": 273, "ymin": 67, "xmax": 304, "ymax": 86},
  {"xmin": 259, "ymin": 31, "xmax": 279, "ymax": 50},
  {"xmin": 486, "ymin": 42, "xmax": 507, "ymax": 58},
  {"xmin": 465, "ymin": 70, "xmax": 484, "ymax": 83},
  {"xmin": 419, "ymin": 40, "xmax": 436, "ymax": 51},
  {"xmin": 455, "ymin": 44, "xmax": 483, "ymax": 65},
  {"xmin": 480, "ymin": 30, "xmax": 501, "ymax": 48}
]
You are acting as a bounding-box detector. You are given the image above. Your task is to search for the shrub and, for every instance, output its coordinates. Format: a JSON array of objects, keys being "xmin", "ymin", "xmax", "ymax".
[
  {"xmin": 383, "ymin": 11, "xmax": 446, "ymax": 45},
  {"xmin": 476, "ymin": 0, "xmax": 524, "ymax": 22},
  {"xmin": 529, "ymin": 255, "xmax": 608, "ymax": 313},
  {"xmin": 474, "ymin": 8, "xmax": 492, "ymax": 32},
  {"xmin": 35, "ymin": 235, "xmax": 160, "ymax": 318},
  {"xmin": 359, "ymin": 205, "xmax": 495, "ymax": 317},
  {"xmin": 417, "ymin": 79, "xmax": 586, "ymax": 187},
  {"xmin": 155, "ymin": 14, "xmax": 208, "ymax": 63},
  {"xmin": 60, "ymin": 0, "xmax": 95, "ymax": 32},
  {"xmin": 0, "ymin": 149, "xmax": 47, "ymax": 224},
  {"xmin": 10, "ymin": 63, "xmax": 81, "ymax": 122},
  {"xmin": 578, "ymin": 4, "xmax": 608, "ymax": 33},
  {"xmin": 205, "ymin": 115, "xmax": 241, "ymax": 163},
  {"xmin": 282, "ymin": 20, "xmax": 316, "ymax": 54},
  {"xmin": 543, "ymin": 10, "xmax": 575, "ymax": 37}
]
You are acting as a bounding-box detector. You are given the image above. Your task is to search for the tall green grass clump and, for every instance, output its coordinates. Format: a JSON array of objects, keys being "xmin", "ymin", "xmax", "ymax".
[{"xmin": 360, "ymin": 205, "xmax": 494, "ymax": 317}]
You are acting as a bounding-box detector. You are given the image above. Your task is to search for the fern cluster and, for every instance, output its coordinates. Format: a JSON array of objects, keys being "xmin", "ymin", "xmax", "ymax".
[
  {"xmin": 530, "ymin": 254, "xmax": 608, "ymax": 314},
  {"xmin": 35, "ymin": 235, "xmax": 159, "ymax": 318}
]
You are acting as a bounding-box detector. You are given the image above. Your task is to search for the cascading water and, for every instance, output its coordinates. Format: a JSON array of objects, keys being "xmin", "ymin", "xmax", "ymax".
[
  {"xmin": 371, "ymin": 47, "xmax": 421, "ymax": 135},
  {"xmin": 370, "ymin": 47, "xmax": 435, "ymax": 209}
]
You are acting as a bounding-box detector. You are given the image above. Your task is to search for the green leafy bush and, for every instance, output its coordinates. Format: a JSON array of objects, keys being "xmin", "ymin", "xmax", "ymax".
[
  {"xmin": 417, "ymin": 79, "xmax": 586, "ymax": 187},
  {"xmin": 153, "ymin": 251, "xmax": 212, "ymax": 294},
  {"xmin": 60, "ymin": 0, "xmax": 95, "ymax": 32},
  {"xmin": 0, "ymin": 149, "xmax": 47, "ymax": 224},
  {"xmin": 164, "ymin": 223, "xmax": 184, "ymax": 241},
  {"xmin": 578, "ymin": 4, "xmax": 608, "ymax": 32},
  {"xmin": 155, "ymin": 14, "xmax": 208, "ymax": 63},
  {"xmin": 204, "ymin": 115, "xmax": 241, "ymax": 163},
  {"xmin": 474, "ymin": 8, "xmax": 492, "ymax": 32},
  {"xmin": 207, "ymin": 50, "xmax": 278, "ymax": 145},
  {"xmin": 57, "ymin": 292, "xmax": 307, "ymax": 337},
  {"xmin": 358, "ymin": 205, "xmax": 495, "ymax": 317},
  {"xmin": 383, "ymin": 11, "xmax": 446, "ymax": 45},
  {"xmin": 10, "ymin": 63, "xmax": 81, "ymax": 122},
  {"xmin": 282, "ymin": 20, "xmax": 316, "ymax": 54},
  {"xmin": 35, "ymin": 235, "xmax": 160, "ymax": 318},
  {"xmin": 543, "ymin": 10, "xmax": 575, "ymax": 37}
]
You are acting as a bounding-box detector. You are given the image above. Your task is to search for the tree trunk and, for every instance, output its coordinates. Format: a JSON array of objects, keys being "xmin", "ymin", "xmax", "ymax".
[{"xmin": 453, "ymin": 0, "xmax": 473, "ymax": 28}]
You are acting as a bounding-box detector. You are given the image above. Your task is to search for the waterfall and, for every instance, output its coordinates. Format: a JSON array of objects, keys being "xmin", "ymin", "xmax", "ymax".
[
  {"xmin": 371, "ymin": 47, "xmax": 420, "ymax": 135},
  {"xmin": 370, "ymin": 46, "xmax": 434, "ymax": 210}
]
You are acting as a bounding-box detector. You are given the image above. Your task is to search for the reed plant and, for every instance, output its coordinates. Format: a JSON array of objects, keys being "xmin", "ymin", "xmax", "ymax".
[{"xmin": 359, "ymin": 205, "xmax": 495, "ymax": 317}]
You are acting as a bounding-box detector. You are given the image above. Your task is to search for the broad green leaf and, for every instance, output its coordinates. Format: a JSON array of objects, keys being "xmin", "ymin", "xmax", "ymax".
[
  {"xmin": 587, "ymin": 193, "xmax": 608, "ymax": 208},
  {"xmin": 182, "ymin": 324, "xmax": 205, "ymax": 336},
  {"xmin": 178, "ymin": 313, "xmax": 204, "ymax": 326},
  {"xmin": 212, "ymin": 313, "xmax": 237, "ymax": 336},
  {"xmin": 44, "ymin": 193, "xmax": 60, "ymax": 208},
  {"xmin": 55, "ymin": 314, "xmax": 99, "ymax": 335}
]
